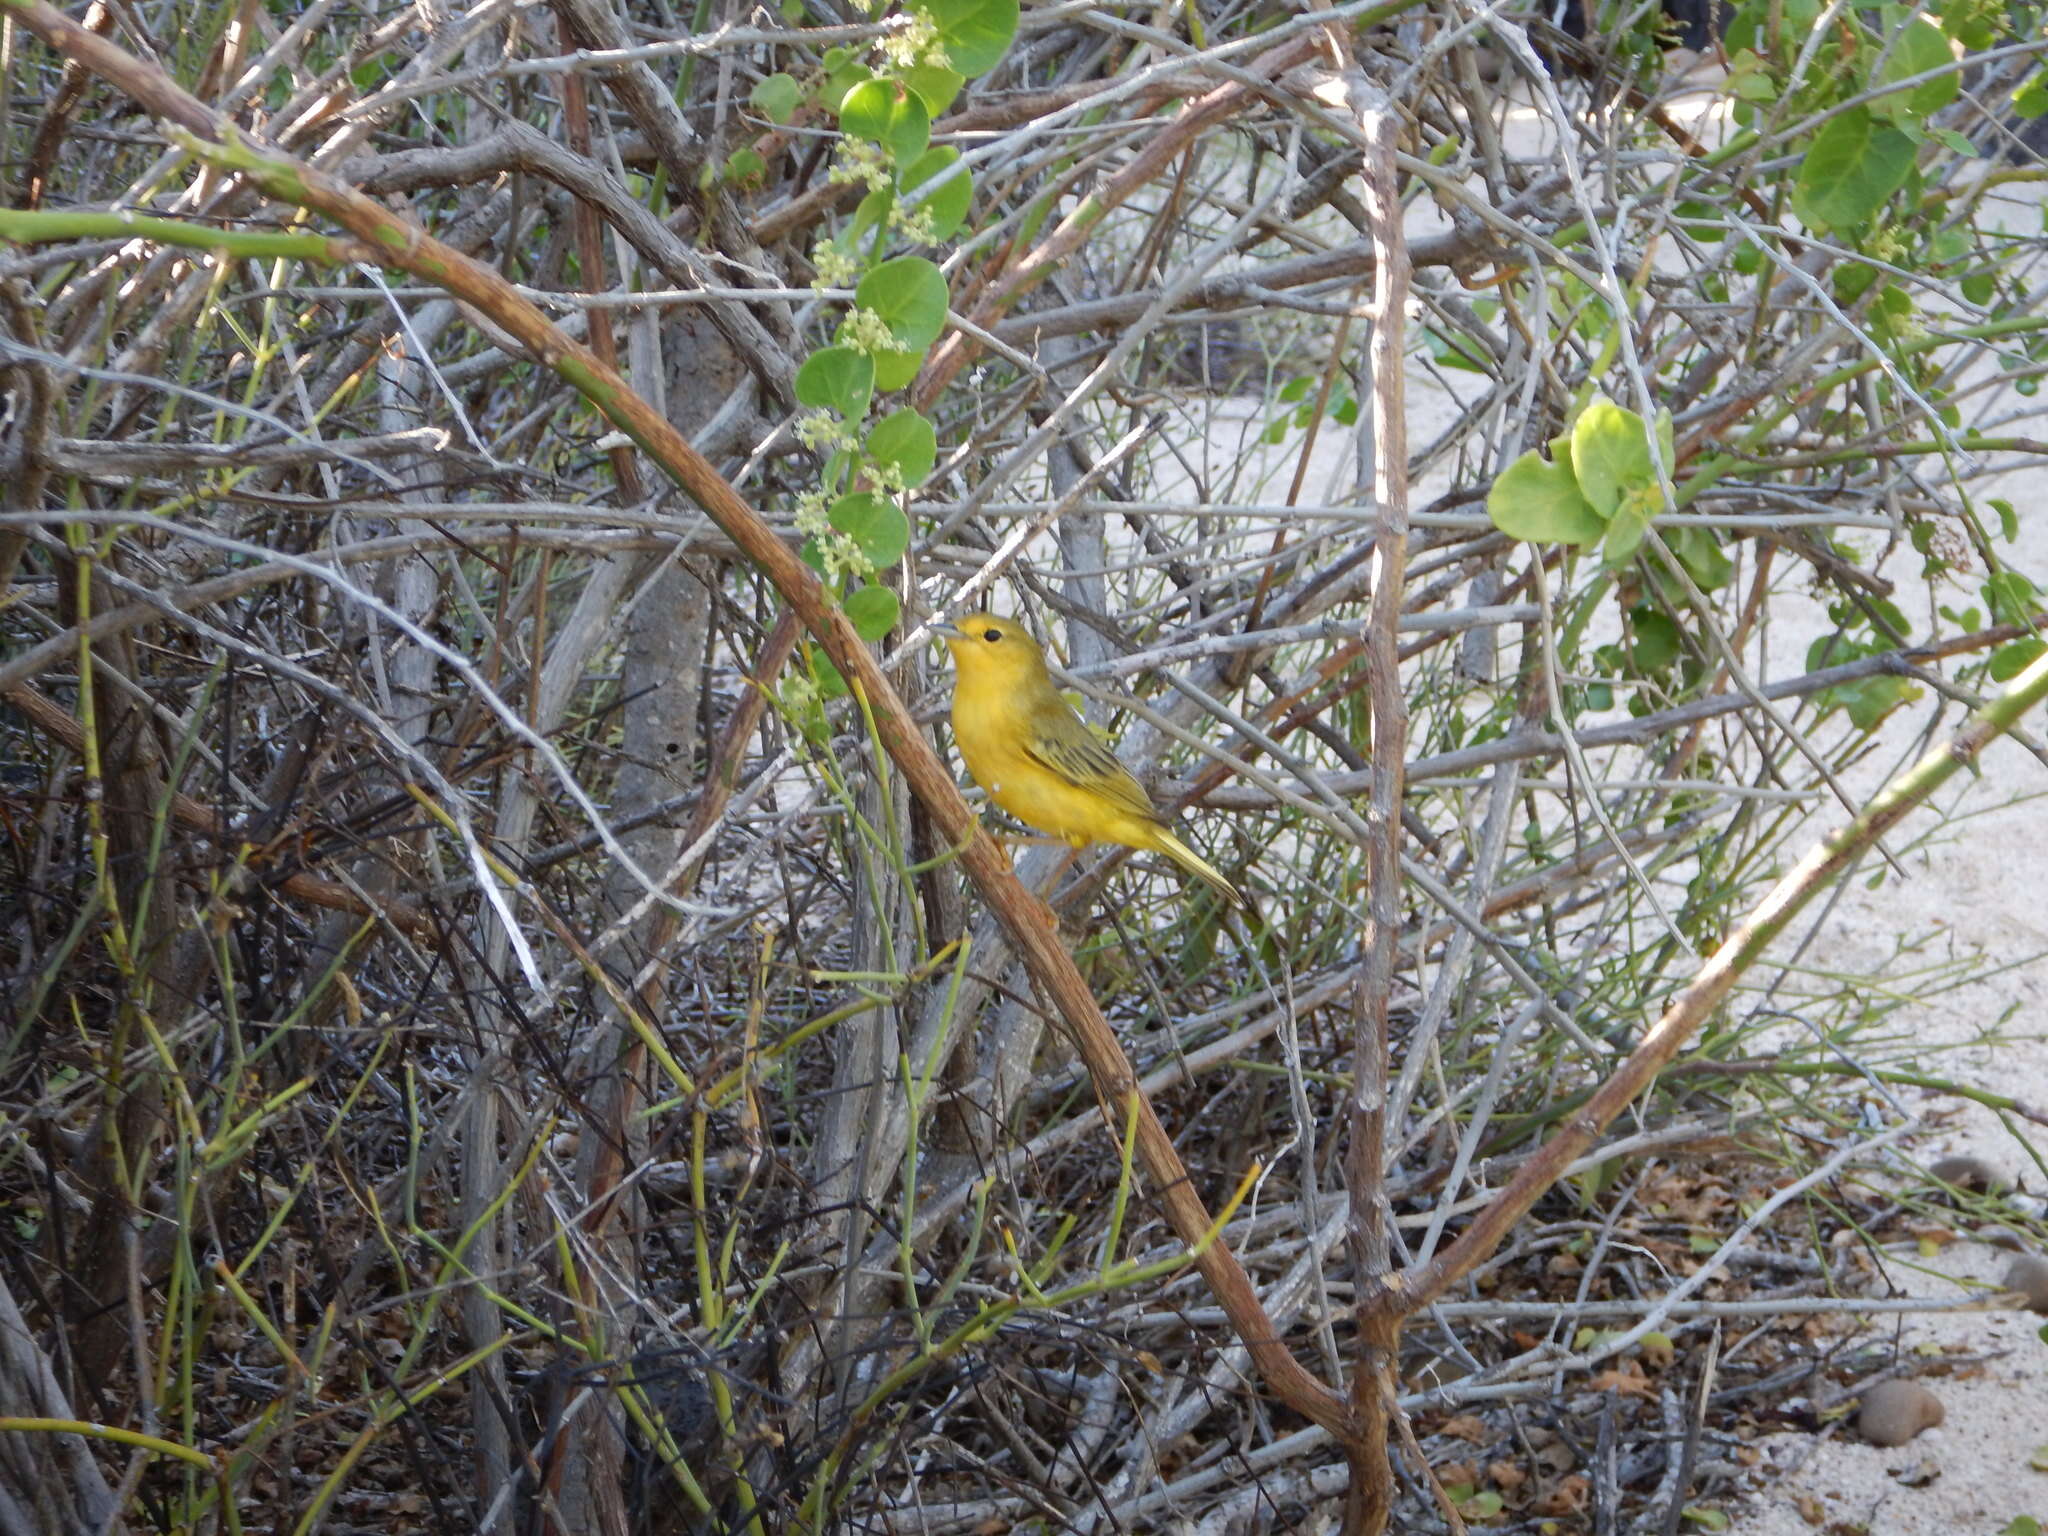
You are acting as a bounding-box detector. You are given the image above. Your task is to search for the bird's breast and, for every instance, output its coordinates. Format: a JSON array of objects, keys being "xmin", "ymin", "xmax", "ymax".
[{"xmin": 951, "ymin": 682, "xmax": 1089, "ymax": 842}]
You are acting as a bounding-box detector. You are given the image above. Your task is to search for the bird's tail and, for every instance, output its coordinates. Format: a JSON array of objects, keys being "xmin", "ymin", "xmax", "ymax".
[{"xmin": 1154, "ymin": 829, "xmax": 1249, "ymax": 912}]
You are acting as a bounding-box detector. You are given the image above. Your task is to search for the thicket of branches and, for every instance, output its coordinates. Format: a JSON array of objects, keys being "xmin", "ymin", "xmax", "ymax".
[{"xmin": 4, "ymin": 0, "xmax": 2048, "ymax": 1529}]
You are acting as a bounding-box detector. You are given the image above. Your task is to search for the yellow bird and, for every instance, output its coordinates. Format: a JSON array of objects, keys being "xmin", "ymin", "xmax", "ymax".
[{"xmin": 936, "ymin": 612, "xmax": 1247, "ymax": 910}]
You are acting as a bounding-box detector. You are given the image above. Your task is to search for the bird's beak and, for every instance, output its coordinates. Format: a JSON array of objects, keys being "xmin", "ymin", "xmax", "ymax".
[{"xmin": 932, "ymin": 620, "xmax": 965, "ymax": 639}]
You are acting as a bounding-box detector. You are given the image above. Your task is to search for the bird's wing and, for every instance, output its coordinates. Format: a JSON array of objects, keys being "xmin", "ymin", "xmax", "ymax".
[{"xmin": 1020, "ymin": 702, "xmax": 1160, "ymax": 822}]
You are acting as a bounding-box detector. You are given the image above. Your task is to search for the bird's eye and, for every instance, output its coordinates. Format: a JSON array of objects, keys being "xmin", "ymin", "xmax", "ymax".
[{"xmin": 981, "ymin": 628, "xmax": 1002, "ymax": 642}]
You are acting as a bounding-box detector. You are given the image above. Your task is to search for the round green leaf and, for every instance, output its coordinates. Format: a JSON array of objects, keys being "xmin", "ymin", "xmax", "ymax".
[
  {"xmin": 750, "ymin": 72, "xmax": 801, "ymax": 125},
  {"xmin": 1982, "ymin": 569, "xmax": 2040, "ymax": 625},
  {"xmin": 844, "ymin": 583, "xmax": 902, "ymax": 642},
  {"xmin": 1486, "ymin": 449, "xmax": 1605, "ymax": 545},
  {"xmin": 903, "ymin": 146, "xmax": 972, "ymax": 241},
  {"xmin": 795, "ymin": 346, "xmax": 874, "ymax": 419},
  {"xmin": 1571, "ymin": 396, "xmax": 1656, "ymax": 520},
  {"xmin": 1601, "ymin": 495, "xmax": 1652, "ymax": 568},
  {"xmin": 822, "ymin": 56, "xmax": 873, "ymax": 113},
  {"xmin": 868, "ymin": 407, "xmax": 938, "ymax": 485},
  {"xmin": 724, "ymin": 147, "xmax": 765, "ymax": 185},
  {"xmin": 1627, "ymin": 606, "xmax": 1682, "ymax": 671},
  {"xmin": 904, "ymin": 63, "xmax": 965, "ymax": 116},
  {"xmin": 1792, "ymin": 108, "xmax": 1917, "ymax": 233},
  {"xmin": 838, "ymin": 78, "xmax": 930, "ymax": 167},
  {"xmin": 1989, "ymin": 637, "xmax": 2045, "ymax": 682},
  {"xmin": 856, "ymin": 255, "xmax": 950, "ymax": 352},
  {"xmin": 829, "ymin": 492, "xmax": 912, "ymax": 568},
  {"xmin": 1669, "ymin": 525, "xmax": 1734, "ymax": 591},
  {"xmin": 1876, "ymin": 9, "xmax": 1959, "ymax": 121},
  {"xmin": 870, "ymin": 347, "xmax": 923, "ymax": 392},
  {"xmin": 919, "ymin": 0, "xmax": 1018, "ymax": 76}
]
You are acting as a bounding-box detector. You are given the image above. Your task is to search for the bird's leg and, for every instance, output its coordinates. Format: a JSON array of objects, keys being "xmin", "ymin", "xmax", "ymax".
[
  {"xmin": 1031, "ymin": 840, "xmax": 1090, "ymax": 924},
  {"xmin": 1008, "ymin": 842, "xmax": 1080, "ymax": 925}
]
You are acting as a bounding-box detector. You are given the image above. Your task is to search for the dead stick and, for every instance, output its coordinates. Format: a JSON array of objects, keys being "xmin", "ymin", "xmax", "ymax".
[{"xmin": 1339, "ymin": 72, "xmax": 1410, "ymax": 1536}]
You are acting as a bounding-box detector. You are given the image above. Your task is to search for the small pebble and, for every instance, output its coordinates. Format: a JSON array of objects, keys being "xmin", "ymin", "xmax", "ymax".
[
  {"xmin": 2004, "ymin": 1252, "xmax": 2048, "ymax": 1313},
  {"xmin": 1857, "ymin": 1379, "xmax": 1944, "ymax": 1446},
  {"xmin": 1928, "ymin": 1154, "xmax": 2007, "ymax": 1194}
]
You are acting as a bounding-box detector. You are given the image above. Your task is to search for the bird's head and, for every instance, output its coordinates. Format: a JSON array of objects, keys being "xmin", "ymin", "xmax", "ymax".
[{"xmin": 935, "ymin": 612, "xmax": 1050, "ymax": 683}]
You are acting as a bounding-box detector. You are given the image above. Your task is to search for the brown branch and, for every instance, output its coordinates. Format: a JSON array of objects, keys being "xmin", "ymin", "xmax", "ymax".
[{"xmin": 1337, "ymin": 72, "xmax": 1409, "ymax": 1536}]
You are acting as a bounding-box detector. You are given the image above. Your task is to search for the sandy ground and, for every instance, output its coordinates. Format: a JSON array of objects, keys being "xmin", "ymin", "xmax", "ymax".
[
  {"xmin": 1724, "ymin": 716, "xmax": 2048, "ymax": 1534},
  {"xmin": 1711, "ymin": 147, "xmax": 2048, "ymax": 1520}
]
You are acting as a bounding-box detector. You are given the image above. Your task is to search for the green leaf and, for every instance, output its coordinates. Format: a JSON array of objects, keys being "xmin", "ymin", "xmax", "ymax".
[
  {"xmin": 1602, "ymin": 493, "xmax": 1652, "ymax": 568},
  {"xmin": 918, "ymin": 0, "xmax": 1018, "ymax": 76},
  {"xmin": 1730, "ymin": 63, "xmax": 1777, "ymax": 102},
  {"xmin": 811, "ymin": 650, "xmax": 850, "ymax": 700},
  {"xmin": 851, "ymin": 188, "xmax": 893, "ymax": 242},
  {"xmin": 904, "ymin": 63, "xmax": 965, "ymax": 116},
  {"xmin": 1628, "ymin": 606, "xmax": 1682, "ymax": 671},
  {"xmin": 1681, "ymin": 1509, "xmax": 1730, "ymax": 1532},
  {"xmin": 1982, "ymin": 570, "xmax": 2040, "ymax": 625},
  {"xmin": 1947, "ymin": 14, "xmax": 1994, "ymax": 49},
  {"xmin": 1487, "ymin": 449, "xmax": 1605, "ymax": 545},
  {"xmin": 1669, "ymin": 525, "xmax": 1734, "ymax": 590},
  {"xmin": 1571, "ymin": 396, "xmax": 1656, "ymax": 519},
  {"xmin": 821, "ymin": 56, "xmax": 874, "ymax": 113},
  {"xmin": 750, "ymin": 72, "xmax": 801, "ymax": 125},
  {"xmin": 2015, "ymin": 71, "xmax": 2048, "ymax": 119},
  {"xmin": 724, "ymin": 147, "xmax": 766, "ymax": 185},
  {"xmin": 867, "ymin": 407, "xmax": 938, "ymax": 485},
  {"xmin": 902, "ymin": 146, "xmax": 972, "ymax": 241},
  {"xmin": 1838, "ymin": 674, "xmax": 1921, "ymax": 729},
  {"xmin": 838, "ymin": 78, "xmax": 930, "ymax": 166},
  {"xmin": 870, "ymin": 348, "xmax": 923, "ymax": 392},
  {"xmin": 1875, "ymin": 8, "xmax": 1959, "ymax": 120},
  {"xmin": 1962, "ymin": 271, "xmax": 1996, "ymax": 306},
  {"xmin": 1994, "ymin": 498, "xmax": 2018, "ymax": 541},
  {"xmin": 844, "ymin": 583, "xmax": 901, "ymax": 642},
  {"xmin": 1999, "ymin": 1519, "xmax": 2044, "ymax": 1536},
  {"xmin": 829, "ymin": 491, "xmax": 912, "ymax": 567},
  {"xmin": 795, "ymin": 346, "xmax": 875, "ymax": 419},
  {"xmin": 857, "ymin": 255, "xmax": 951, "ymax": 352},
  {"xmin": 1989, "ymin": 638, "xmax": 2045, "ymax": 682},
  {"xmin": 1793, "ymin": 108, "xmax": 1917, "ymax": 232}
]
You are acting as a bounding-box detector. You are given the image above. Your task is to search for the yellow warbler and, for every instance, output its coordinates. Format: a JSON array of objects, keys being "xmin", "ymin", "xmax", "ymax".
[{"xmin": 936, "ymin": 612, "xmax": 1246, "ymax": 910}]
